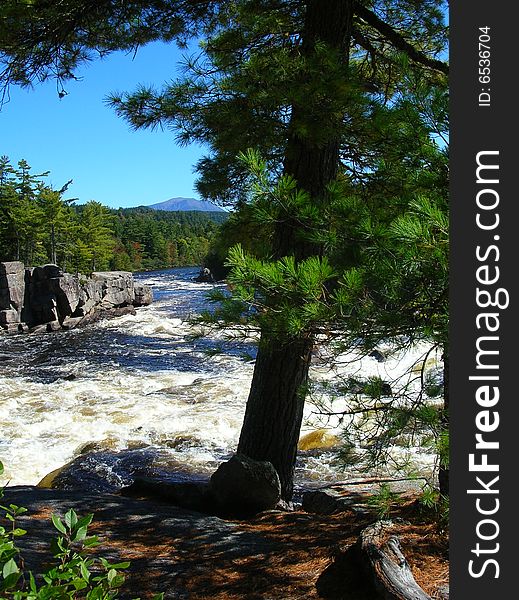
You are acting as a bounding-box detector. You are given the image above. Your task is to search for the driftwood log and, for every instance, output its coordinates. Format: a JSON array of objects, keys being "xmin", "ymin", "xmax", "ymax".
[{"xmin": 358, "ymin": 521, "xmax": 432, "ymax": 600}]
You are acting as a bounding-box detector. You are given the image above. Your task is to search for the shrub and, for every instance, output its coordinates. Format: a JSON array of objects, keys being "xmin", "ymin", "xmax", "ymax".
[{"xmin": 0, "ymin": 461, "xmax": 162, "ymax": 600}]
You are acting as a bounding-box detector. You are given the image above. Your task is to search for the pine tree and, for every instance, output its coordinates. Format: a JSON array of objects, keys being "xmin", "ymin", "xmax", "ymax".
[
  {"xmin": 36, "ymin": 181, "xmax": 75, "ymax": 265},
  {"xmin": 77, "ymin": 201, "xmax": 115, "ymax": 272}
]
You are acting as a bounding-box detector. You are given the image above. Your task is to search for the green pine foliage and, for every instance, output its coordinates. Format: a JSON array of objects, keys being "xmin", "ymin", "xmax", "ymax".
[{"xmin": 203, "ymin": 71, "xmax": 448, "ymax": 487}]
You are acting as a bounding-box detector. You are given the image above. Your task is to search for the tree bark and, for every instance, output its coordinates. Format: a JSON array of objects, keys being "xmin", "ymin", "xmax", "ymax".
[
  {"xmin": 237, "ymin": 0, "xmax": 353, "ymax": 500},
  {"xmin": 238, "ymin": 336, "xmax": 313, "ymax": 499}
]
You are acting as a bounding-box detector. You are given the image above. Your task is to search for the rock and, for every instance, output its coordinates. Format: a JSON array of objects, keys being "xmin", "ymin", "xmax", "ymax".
[
  {"xmin": 298, "ymin": 429, "xmax": 340, "ymax": 451},
  {"xmin": 369, "ymin": 349, "xmax": 386, "ymax": 362},
  {"xmin": 302, "ymin": 488, "xmax": 372, "ymax": 516},
  {"xmin": 0, "ymin": 261, "xmax": 26, "ymax": 328},
  {"xmin": 29, "ymin": 320, "xmax": 62, "ymax": 334},
  {"xmin": 210, "ymin": 453, "xmax": 281, "ymax": 516},
  {"xmin": 91, "ymin": 271, "xmax": 135, "ymax": 308},
  {"xmin": 52, "ymin": 272, "xmax": 81, "ymax": 319},
  {"xmin": 0, "ymin": 308, "xmax": 20, "ymax": 325},
  {"xmin": 0, "ymin": 262, "xmax": 151, "ymax": 333},
  {"xmin": 60, "ymin": 316, "xmax": 83, "ymax": 329},
  {"xmin": 302, "ymin": 479, "xmax": 424, "ymax": 516},
  {"xmin": 122, "ymin": 477, "xmax": 213, "ymax": 514},
  {"xmin": 133, "ymin": 283, "xmax": 153, "ymax": 306},
  {"xmin": 194, "ymin": 267, "xmax": 214, "ymax": 283}
]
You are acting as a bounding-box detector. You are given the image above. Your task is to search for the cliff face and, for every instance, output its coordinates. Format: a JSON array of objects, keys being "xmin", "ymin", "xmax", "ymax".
[{"xmin": 0, "ymin": 262, "xmax": 152, "ymax": 334}]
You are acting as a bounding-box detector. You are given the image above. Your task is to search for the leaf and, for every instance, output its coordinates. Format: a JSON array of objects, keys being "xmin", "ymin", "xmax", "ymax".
[
  {"xmin": 2, "ymin": 557, "xmax": 19, "ymax": 578},
  {"xmin": 80, "ymin": 561, "xmax": 90, "ymax": 582},
  {"xmin": 72, "ymin": 577, "xmax": 89, "ymax": 590},
  {"xmin": 51, "ymin": 514, "xmax": 67, "ymax": 534},
  {"xmin": 104, "ymin": 561, "xmax": 130, "ymax": 570},
  {"xmin": 12, "ymin": 528, "xmax": 27, "ymax": 537},
  {"xmin": 72, "ymin": 525, "xmax": 88, "ymax": 542},
  {"xmin": 75, "ymin": 513, "xmax": 94, "ymax": 531},
  {"xmin": 0, "ymin": 571, "xmax": 21, "ymax": 591},
  {"xmin": 64, "ymin": 508, "xmax": 78, "ymax": 530},
  {"xmin": 83, "ymin": 536, "xmax": 99, "ymax": 548}
]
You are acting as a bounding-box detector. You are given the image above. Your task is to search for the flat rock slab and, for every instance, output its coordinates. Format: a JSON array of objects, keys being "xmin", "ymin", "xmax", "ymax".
[
  {"xmin": 7, "ymin": 487, "xmax": 274, "ymax": 599},
  {"xmin": 302, "ymin": 478, "xmax": 425, "ymax": 516}
]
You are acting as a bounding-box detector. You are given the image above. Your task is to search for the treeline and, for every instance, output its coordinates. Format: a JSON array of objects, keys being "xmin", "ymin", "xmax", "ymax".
[
  {"xmin": 111, "ymin": 207, "xmax": 226, "ymax": 271},
  {"xmin": 0, "ymin": 155, "xmax": 225, "ymax": 272}
]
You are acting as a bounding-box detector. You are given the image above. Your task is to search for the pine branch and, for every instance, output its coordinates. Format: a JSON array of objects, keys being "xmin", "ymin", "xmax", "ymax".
[{"xmin": 354, "ymin": 2, "xmax": 449, "ymax": 75}]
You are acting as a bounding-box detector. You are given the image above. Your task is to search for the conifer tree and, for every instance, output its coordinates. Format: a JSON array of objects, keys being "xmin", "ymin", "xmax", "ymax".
[
  {"xmin": 77, "ymin": 201, "xmax": 115, "ymax": 272},
  {"xmin": 36, "ymin": 181, "xmax": 75, "ymax": 265}
]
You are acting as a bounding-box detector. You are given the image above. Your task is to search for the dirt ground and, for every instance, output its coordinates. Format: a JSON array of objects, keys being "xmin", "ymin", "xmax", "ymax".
[{"xmin": 8, "ymin": 487, "xmax": 448, "ymax": 599}]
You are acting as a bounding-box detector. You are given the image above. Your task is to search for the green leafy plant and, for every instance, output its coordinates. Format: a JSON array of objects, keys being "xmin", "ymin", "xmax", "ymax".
[{"xmin": 0, "ymin": 461, "xmax": 163, "ymax": 600}]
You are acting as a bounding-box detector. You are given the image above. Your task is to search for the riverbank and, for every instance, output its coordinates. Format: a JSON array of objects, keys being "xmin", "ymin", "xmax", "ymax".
[{"xmin": 6, "ymin": 484, "xmax": 448, "ymax": 600}]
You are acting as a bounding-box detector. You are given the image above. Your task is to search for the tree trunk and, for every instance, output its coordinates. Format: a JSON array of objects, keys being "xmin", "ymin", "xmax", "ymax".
[
  {"xmin": 238, "ymin": 336, "xmax": 313, "ymax": 500},
  {"xmin": 237, "ymin": 0, "xmax": 353, "ymax": 500},
  {"xmin": 358, "ymin": 521, "xmax": 433, "ymax": 600}
]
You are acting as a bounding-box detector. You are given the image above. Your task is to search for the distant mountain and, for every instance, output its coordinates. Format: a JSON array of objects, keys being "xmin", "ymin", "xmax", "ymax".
[{"xmin": 145, "ymin": 197, "xmax": 225, "ymax": 212}]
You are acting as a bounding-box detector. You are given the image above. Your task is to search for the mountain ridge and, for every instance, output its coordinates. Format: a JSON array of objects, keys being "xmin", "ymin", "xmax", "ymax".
[{"xmin": 143, "ymin": 197, "xmax": 225, "ymax": 213}]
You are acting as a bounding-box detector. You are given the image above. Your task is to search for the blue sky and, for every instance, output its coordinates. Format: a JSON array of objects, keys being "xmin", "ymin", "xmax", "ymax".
[{"xmin": 0, "ymin": 41, "xmax": 207, "ymax": 208}]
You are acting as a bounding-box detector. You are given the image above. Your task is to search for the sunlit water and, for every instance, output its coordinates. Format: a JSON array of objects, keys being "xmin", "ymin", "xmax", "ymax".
[{"xmin": 0, "ymin": 267, "xmax": 438, "ymax": 491}]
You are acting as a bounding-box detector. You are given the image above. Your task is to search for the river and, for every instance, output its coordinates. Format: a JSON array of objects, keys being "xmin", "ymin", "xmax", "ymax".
[{"xmin": 0, "ymin": 267, "xmax": 437, "ymax": 492}]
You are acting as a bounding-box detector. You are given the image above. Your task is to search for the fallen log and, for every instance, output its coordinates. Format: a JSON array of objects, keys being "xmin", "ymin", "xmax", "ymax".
[{"xmin": 358, "ymin": 521, "xmax": 432, "ymax": 600}]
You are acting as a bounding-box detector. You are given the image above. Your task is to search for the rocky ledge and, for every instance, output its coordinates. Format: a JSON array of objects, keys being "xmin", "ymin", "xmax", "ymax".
[
  {"xmin": 4, "ymin": 483, "xmax": 447, "ymax": 600},
  {"xmin": 0, "ymin": 261, "xmax": 152, "ymax": 334}
]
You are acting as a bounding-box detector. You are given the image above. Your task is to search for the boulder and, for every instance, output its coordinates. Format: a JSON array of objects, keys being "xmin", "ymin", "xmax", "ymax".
[
  {"xmin": 134, "ymin": 283, "xmax": 153, "ymax": 306},
  {"xmin": 51, "ymin": 272, "xmax": 81, "ymax": 320},
  {"xmin": 91, "ymin": 271, "xmax": 135, "ymax": 308},
  {"xmin": 298, "ymin": 429, "xmax": 340, "ymax": 451},
  {"xmin": 122, "ymin": 477, "xmax": 213, "ymax": 514},
  {"xmin": 24, "ymin": 264, "xmax": 82, "ymax": 326},
  {"xmin": 194, "ymin": 267, "xmax": 214, "ymax": 283},
  {"xmin": 0, "ymin": 308, "xmax": 20, "ymax": 325},
  {"xmin": 210, "ymin": 453, "xmax": 281, "ymax": 516},
  {"xmin": 302, "ymin": 487, "xmax": 373, "ymax": 516},
  {"xmin": 302, "ymin": 479, "xmax": 424, "ymax": 516}
]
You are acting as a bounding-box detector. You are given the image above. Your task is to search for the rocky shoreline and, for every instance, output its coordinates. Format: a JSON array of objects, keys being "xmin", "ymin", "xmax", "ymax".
[
  {"xmin": 0, "ymin": 261, "xmax": 152, "ymax": 334},
  {"xmin": 4, "ymin": 477, "xmax": 447, "ymax": 600}
]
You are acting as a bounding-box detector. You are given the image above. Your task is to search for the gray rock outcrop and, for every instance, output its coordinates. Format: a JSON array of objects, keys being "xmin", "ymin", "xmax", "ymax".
[
  {"xmin": 0, "ymin": 261, "xmax": 26, "ymax": 332},
  {"xmin": 0, "ymin": 262, "xmax": 152, "ymax": 334}
]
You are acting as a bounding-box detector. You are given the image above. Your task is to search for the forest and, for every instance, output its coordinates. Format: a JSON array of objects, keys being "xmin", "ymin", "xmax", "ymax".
[{"xmin": 0, "ymin": 155, "xmax": 226, "ymax": 272}]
